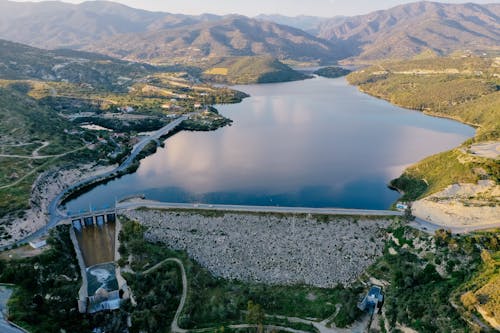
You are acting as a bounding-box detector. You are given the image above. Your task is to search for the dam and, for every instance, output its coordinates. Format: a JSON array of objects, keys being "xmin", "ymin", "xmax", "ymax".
[{"xmin": 70, "ymin": 212, "xmax": 126, "ymax": 313}]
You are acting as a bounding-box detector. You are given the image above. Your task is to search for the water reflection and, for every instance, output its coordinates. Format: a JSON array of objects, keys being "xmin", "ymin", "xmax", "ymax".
[{"xmin": 66, "ymin": 77, "xmax": 474, "ymax": 210}]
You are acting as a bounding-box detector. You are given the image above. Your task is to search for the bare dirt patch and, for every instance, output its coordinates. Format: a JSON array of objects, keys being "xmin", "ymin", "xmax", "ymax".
[{"xmin": 413, "ymin": 180, "xmax": 500, "ymax": 228}]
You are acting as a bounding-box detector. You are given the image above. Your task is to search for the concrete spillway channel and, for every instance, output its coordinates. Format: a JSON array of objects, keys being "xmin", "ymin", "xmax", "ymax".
[{"xmin": 70, "ymin": 214, "xmax": 129, "ymax": 313}]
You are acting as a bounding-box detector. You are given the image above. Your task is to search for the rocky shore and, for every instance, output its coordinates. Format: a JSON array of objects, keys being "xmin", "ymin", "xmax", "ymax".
[
  {"xmin": 0, "ymin": 163, "xmax": 115, "ymax": 247},
  {"xmin": 124, "ymin": 209, "xmax": 391, "ymax": 287}
]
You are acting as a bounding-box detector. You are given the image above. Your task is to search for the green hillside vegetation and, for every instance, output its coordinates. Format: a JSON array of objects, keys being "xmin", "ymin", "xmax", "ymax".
[
  {"xmin": 456, "ymin": 247, "xmax": 500, "ymax": 330},
  {"xmin": 2, "ymin": 219, "xmax": 497, "ymax": 332},
  {"xmin": 367, "ymin": 223, "xmax": 499, "ymax": 331},
  {"xmin": 313, "ymin": 66, "xmax": 351, "ymax": 78},
  {"xmin": 0, "ymin": 39, "xmax": 154, "ymax": 91},
  {"xmin": 347, "ymin": 56, "xmax": 500, "ymax": 200},
  {"xmin": 0, "ymin": 77, "xmax": 246, "ymax": 119},
  {"xmin": 0, "ymin": 226, "xmax": 128, "ymax": 332},
  {"xmin": 203, "ymin": 56, "xmax": 310, "ymax": 84},
  {"xmin": 0, "ymin": 88, "xmax": 104, "ymax": 220}
]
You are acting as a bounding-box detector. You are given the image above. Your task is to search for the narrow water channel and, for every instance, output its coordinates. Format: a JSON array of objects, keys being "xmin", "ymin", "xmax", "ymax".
[{"xmin": 75, "ymin": 222, "xmax": 115, "ymax": 267}]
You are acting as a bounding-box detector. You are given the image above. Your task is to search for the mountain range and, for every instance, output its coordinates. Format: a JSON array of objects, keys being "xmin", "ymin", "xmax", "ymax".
[
  {"xmin": 0, "ymin": 0, "xmax": 498, "ymax": 63},
  {"xmin": 254, "ymin": 14, "xmax": 344, "ymax": 35},
  {"xmin": 316, "ymin": 1, "xmax": 500, "ymax": 61}
]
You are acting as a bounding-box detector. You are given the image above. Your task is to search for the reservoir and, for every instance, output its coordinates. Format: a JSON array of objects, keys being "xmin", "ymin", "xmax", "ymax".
[{"xmin": 65, "ymin": 77, "xmax": 474, "ymax": 211}]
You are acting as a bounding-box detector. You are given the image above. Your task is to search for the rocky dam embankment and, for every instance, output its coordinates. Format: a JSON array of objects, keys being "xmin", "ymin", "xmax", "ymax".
[{"xmin": 124, "ymin": 209, "xmax": 392, "ymax": 287}]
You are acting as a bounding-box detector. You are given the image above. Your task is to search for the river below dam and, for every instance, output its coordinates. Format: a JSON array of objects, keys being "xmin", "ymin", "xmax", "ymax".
[{"xmin": 65, "ymin": 76, "xmax": 474, "ymax": 211}]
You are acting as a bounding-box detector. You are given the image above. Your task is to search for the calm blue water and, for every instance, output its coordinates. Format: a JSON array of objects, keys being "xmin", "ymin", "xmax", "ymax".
[{"xmin": 65, "ymin": 77, "xmax": 474, "ymax": 211}]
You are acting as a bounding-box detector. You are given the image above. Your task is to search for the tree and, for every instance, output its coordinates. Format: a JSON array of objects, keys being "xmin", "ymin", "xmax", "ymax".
[
  {"xmin": 246, "ymin": 300, "xmax": 265, "ymax": 332},
  {"xmin": 434, "ymin": 229, "xmax": 451, "ymax": 246},
  {"xmin": 403, "ymin": 203, "xmax": 415, "ymax": 221}
]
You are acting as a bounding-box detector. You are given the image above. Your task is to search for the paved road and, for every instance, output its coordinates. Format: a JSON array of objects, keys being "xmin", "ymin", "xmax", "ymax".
[
  {"xmin": 409, "ymin": 217, "xmax": 500, "ymax": 234},
  {"xmin": 0, "ymin": 321, "xmax": 26, "ymax": 333},
  {"xmin": 116, "ymin": 116, "xmax": 186, "ymax": 173},
  {"xmin": 117, "ymin": 200, "xmax": 403, "ymax": 217},
  {"xmin": 0, "ymin": 117, "xmax": 187, "ymax": 251},
  {"xmin": 0, "ymin": 285, "xmax": 25, "ymax": 333}
]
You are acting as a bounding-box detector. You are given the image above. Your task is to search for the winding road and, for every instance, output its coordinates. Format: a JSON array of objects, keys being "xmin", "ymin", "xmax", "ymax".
[
  {"xmin": 409, "ymin": 217, "xmax": 500, "ymax": 235},
  {"xmin": 0, "ymin": 116, "xmax": 187, "ymax": 251},
  {"xmin": 143, "ymin": 258, "xmax": 187, "ymax": 333},
  {"xmin": 144, "ymin": 257, "xmax": 369, "ymax": 333},
  {"xmin": 0, "ymin": 285, "xmax": 26, "ymax": 333}
]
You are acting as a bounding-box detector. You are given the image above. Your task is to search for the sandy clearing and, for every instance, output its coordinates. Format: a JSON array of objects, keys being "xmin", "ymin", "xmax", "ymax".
[{"xmin": 412, "ymin": 180, "xmax": 500, "ymax": 228}]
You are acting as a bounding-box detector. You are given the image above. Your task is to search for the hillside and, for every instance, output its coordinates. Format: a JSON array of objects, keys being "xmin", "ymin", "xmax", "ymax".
[
  {"xmin": 0, "ymin": 0, "xmax": 339, "ymax": 64},
  {"xmin": 0, "ymin": 87, "xmax": 97, "ymax": 220},
  {"xmin": 318, "ymin": 2, "xmax": 500, "ymax": 63},
  {"xmin": 0, "ymin": 1, "xmax": 498, "ymax": 64},
  {"xmin": 0, "ymin": 39, "xmax": 154, "ymax": 90},
  {"xmin": 0, "ymin": 0, "xmax": 166, "ymax": 49},
  {"xmin": 203, "ymin": 56, "xmax": 309, "ymax": 84},
  {"xmin": 347, "ymin": 56, "xmax": 500, "ymax": 229},
  {"xmin": 254, "ymin": 14, "xmax": 342, "ymax": 35},
  {"xmin": 86, "ymin": 15, "xmax": 339, "ymax": 64}
]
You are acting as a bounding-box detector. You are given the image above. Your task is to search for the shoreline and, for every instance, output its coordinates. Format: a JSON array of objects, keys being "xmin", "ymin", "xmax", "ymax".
[
  {"xmin": 0, "ymin": 76, "xmax": 491, "ymax": 249},
  {"xmin": 0, "ymin": 163, "xmax": 116, "ymax": 248},
  {"xmin": 356, "ymin": 86, "xmax": 479, "ymax": 132},
  {"xmin": 0, "ymin": 117, "xmax": 187, "ymax": 249},
  {"xmin": 350, "ymin": 79, "xmax": 499, "ymax": 230}
]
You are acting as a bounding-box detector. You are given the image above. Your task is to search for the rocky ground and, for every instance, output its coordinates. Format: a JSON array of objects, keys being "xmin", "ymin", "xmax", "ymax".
[
  {"xmin": 0, "ymin": 163, "xmax": 115, "ymax": 247},
  {"xmin": 124, "ymin": 209, "xmax": 391, "ymax": 287},
  {"xmin": 467, "ymin": 141, "xmax": 500, "ymax": 160}
]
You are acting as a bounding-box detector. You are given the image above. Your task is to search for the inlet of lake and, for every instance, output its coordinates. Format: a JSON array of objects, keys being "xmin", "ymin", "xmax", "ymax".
[{"xmin": 65, "ymin": 76, "xmax": 474, "ymax": 211}]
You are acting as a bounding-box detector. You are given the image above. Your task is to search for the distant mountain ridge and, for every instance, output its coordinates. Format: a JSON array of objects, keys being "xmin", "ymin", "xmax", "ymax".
[
  {"xmin": 0, "ymin": 0, "xmax": 339, "ymax": 63},
  {"xmin": 85, "ymin": 15, "xmax": 341, "ymax": 63},
  {"xmin": 0, "ymin": 0, "xmax": 498, "ymax": 63},
  {"xmin": 254, "ymin": 14, "xmax": 344, "ymax": 35},
  {"xmin": 318, "ymin": 1, "xmax": 500, "ymax": 62}
]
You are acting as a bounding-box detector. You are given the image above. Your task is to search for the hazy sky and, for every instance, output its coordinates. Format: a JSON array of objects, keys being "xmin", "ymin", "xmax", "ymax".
[{"xmin": 12, "ymin": 0, "xmax": 496, "ymax": 16}]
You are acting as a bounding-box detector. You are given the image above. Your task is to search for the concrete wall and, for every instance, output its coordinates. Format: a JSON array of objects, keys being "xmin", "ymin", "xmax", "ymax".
[{"xmin": 69, "ymin": 227, "xmax": 88, "ymax": 313}]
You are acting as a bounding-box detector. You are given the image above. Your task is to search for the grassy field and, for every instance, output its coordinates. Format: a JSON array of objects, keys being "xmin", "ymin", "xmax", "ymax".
[
  {"xmin": 347, "ymin": 56, "xmax": 500, "ymax": 200},
  {"xmin": 205, "ymin": 67, "xmax": 229, "ymax": 75}
]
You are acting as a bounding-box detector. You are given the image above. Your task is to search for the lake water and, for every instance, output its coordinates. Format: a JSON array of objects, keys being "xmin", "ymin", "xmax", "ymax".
[{"xmin": 65, "ymin": 77, "xmax": 474, "ymax": 211}]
